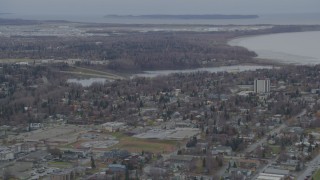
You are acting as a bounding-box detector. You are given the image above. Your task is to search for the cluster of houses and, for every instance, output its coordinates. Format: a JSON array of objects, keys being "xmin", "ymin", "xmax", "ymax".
[{"xmin": 1, "ymin": 64, "xmax": 320, "ymax": 179}]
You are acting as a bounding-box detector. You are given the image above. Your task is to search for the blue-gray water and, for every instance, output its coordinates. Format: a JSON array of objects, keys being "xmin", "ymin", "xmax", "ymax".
[
  {"xmin": 229, "ymin": 31, "xmax": 320, "ymax": 65},
  {"xmin": 1, "ymin": 13, "xmax": 320, "ymax": 25}
]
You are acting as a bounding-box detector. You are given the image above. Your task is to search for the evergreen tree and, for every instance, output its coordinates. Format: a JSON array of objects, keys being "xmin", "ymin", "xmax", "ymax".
[
  {"xmin": 125, "ymin": 168, "xmax": 129, "ymax": 180},
  {"xmin": 202, "ymin": 158, "xmax": 206, "ymax": 168},
  {"xmin": 308, "ymin": 143, "xmax": 313, "ymax": 153},
  {"xmin": 233, "ymin": 162, "xmax": 237, "ymax": 168},
  {"xmin": 91, "ymin": 156, "xmax": 96, "ymax": 169}
]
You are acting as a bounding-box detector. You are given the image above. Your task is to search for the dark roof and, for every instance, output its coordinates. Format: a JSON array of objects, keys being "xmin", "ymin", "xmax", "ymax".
[{"xmin": 103, "ymin": 149, "xmax": 130, "ymax": 159}]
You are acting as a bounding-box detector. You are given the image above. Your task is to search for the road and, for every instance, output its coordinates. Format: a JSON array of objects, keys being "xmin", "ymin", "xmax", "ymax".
[
  {"xmin": 251, "ymin": 158, "xmax": 277, "ymax": 180},
  {"xmin": 297, "ymin": 154, "xmax": 320, "ymax": 180},
  {"xmin": 143, "ymin": 110, "xmax": 307, "ymax": 179},
  {"xmin": 245, "ymin": 109, "xmax": 306, "ymax": 154},
  {"xmin": 244, "ymin": 110, "xmax": 307, "ymax": 179},
  {"xmin": 245, "ymin": 123, "xmax": 287, "ymax": 154}
]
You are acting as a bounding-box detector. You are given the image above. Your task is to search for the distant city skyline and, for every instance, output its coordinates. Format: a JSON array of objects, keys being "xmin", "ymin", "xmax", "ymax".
[{"xmin": 0, "ymin": 0, "xmax": 319, "ymax": 15}]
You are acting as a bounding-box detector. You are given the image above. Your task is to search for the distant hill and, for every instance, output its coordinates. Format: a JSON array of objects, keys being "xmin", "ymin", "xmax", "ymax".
[
  {"xmin": 0, "ymin": 18, "xmax": 40, "ymax": 25},
  {"xmin": 105, "ymin": 14, "xmax": 259, "ymax": 20},
  {"xmin": 0, "ymin": 18, "xmax": 69, "ymax": 25},
  {"xmin": 0, "ymin": 13, "xmax": 12, "ymax": 16}
]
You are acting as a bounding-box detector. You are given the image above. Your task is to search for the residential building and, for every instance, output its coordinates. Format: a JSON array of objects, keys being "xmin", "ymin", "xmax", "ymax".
[
  {"xmin": 254, "ymin": 79, "xmax": 270, "ymax": 93},
  {"xmin": 101, "ymin": 122, "xmax": 125, "ymax": 132},
  {"xmin": 263, "ymin": 168, "xmax": 289, "ymax": 176},
  {"xmin": 0, "ymin": 149, "xmax": 14, "ymax": 161},
  {"xmin": 212, "ymin": 146, "xmax": 232, "ymax": 156},
  {"xmin": 107, "ymin": 164, "xmax": 127, "ymax": 173},
  {"xmin": 49, "ymin": 167, "xmax": 85, "ymax": 180}
]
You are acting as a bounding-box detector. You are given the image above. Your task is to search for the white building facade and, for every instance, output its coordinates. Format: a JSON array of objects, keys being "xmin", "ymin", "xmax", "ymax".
[{"xmin": 254, "ymin": 79, "xmax": 270, "ymax": 93}]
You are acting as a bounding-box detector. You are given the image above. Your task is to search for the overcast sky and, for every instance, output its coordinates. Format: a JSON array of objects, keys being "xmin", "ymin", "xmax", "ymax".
[{"xmin": 0, "ymin": 0, "xmax": 319, "ymax": 15}]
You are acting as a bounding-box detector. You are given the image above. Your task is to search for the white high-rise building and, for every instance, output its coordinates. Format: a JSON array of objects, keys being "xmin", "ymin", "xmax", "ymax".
[{"xmin": 254, "ymin": 79, "xmax": 270, "ymax": 93}]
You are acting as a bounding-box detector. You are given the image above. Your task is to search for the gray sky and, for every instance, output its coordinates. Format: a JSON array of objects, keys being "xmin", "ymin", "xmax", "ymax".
[{"xmin": 0, "ymin": 0, "xmax": 319, "ymax": 15}]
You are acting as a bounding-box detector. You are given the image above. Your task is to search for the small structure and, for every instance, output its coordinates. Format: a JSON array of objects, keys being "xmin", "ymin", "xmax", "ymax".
[
  {"xmin": 101, "ymin": 122, "xmax": 125, "ymax": 132},
  {"xmin": 102, "ymin": 149, "xmax": 130, "ymax": 162},
  {"xmin": 237, "ymin": 159, "xmax": 260, "ymax": 171},
  {"xmin": 168, "ymin": 155, "xmax": 194, "ymax": 169},
  {"xmin": 169, "ymin": 155, "xmax": 193, "ymax": 163},
  {"xmin": 29, "ymin": 123, "xmax": 43, "ymax": 130},
  {"xmin": 21, "ymin": 142, "xmax": 36, "ymax": 153},
  {"xmin": 0, "ymin": 149, "xmax": 14, "ymax": 161},
  {"xmin": 212, "ymin": 146, "xmax": 232, "ymax": 156},
  {"xmin": 107, "ymin": 164, "xmax": 127, "ymax": 173},
  {"xmin": 279, "ymin": 160, "xmax": 300, "ymax": 171}
]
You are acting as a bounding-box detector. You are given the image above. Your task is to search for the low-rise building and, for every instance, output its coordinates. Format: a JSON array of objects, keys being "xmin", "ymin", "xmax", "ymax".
[
  {"xmin": 168, "ymin": 155, "xmax": 194, "ymax": 169},
  {"xmin": 101, "ymin": 122, "xmax": 126, "ymax": 132},
  {"xmin": 107, "ymin": 164, "xmax": 127, "ymax": 173},
  {"xmin": 264, "ymin": 168, "xmax": 289, "ymax": 176},
  {"xmin": 212, "ymin": 146, "xmax": 232, "ymax": 156},
  {"xmin": 279, "ymin": 160, "xmax": 300, "ymax": 171},
  {"xmin": 237, "ymin": 159, "xmax": 260, "ymax": 171},
  {"xmin": 256, "ymin": 173, "xmax": 284, "ymax": 180},
  {"xmin": 29, "ymin": 123, "xmax": 43, "ymax": 130},
  {"xmin": 21, "ymin": 142, "xmax": 37, "ymax": 152},
  {"xmin": 49, "ymin": 167, "xmax": 85, "ymax": 180},
  {"xmin": 102, "ymin": 149, "xmax": 130, "ymax": 162},
  {"xmin": 0, "ymin": 149, "xmax": 14, "ymax": 161}
]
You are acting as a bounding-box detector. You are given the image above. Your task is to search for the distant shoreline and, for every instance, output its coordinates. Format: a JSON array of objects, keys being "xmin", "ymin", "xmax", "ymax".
[
  {"xmin": 104, "ymin": 14, "xmax": 259, "ymax": 20},
  {"xmin": 1, "ymin": 13, "xmax": 320, "ymax": 25}
]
